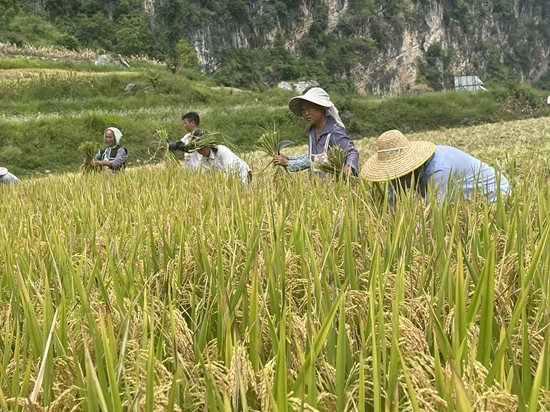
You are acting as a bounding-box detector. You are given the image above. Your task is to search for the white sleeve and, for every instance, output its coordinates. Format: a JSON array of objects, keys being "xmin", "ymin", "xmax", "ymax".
[
  {"xmin": 184, "ymin": 151, "xmax": 203, "ymax": 170},
  {"xmin": 216, "ymin": 146, "xmax": 250, "ymax": 183},
  {"xmin": 180, "ymin": 133, "xmax": 192, "ymax": 144}
]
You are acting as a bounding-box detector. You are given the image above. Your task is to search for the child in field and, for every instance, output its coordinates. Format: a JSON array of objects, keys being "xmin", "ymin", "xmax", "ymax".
[
  {"xmin": 91, "ymin": 127, "xmax": 128, "ymax": 173},
  {"xmin": 361, "ymin": 129, "xmax": 510, "ymax": 205}
]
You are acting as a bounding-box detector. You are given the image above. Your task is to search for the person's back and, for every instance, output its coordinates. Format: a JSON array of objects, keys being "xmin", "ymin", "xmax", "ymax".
[
  {"xmin": 0, "ymin": 167, "xmax": 19, "ymax": 184},
  {"xmin": 421, "ymin": 145, "xmax": 510, "ymax": 202},
  {"xmin": 199, "ymin": 144, "xmax": 251, "ymax": 184},
  {"xmin": 361, "ymin": 130, "xmax": 510, "ymax": 206}
]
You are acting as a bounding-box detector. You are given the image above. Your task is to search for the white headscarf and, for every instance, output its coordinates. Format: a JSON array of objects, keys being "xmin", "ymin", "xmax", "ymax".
[
  {"xmin": 288, "ymin": 87, "xmax": 345, "ymax": 129},
  {"xmin": 104, "ymin": 127, "xmax": 123, "ymax": 145}
]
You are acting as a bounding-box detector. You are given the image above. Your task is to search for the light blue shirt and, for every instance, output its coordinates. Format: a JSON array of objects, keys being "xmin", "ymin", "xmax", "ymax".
[
  {"xmin": 0, "ymin": 172, "xmax": 20, "ymax": 184},
  {"xmin": 287, "ymin": 153, "xmax": 310, "ymax": 172},
  {"xmin": 389, "ymin": 145, "xmax": 510, "ymax": 204}
]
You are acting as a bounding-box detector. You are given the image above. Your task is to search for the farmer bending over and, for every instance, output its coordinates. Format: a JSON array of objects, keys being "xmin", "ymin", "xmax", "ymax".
[
  {"xmin": 0, "ymin": 167, "xmax": 19, "ymax": 184},
  {"xmin": 361, "ymin": 129, "xmax": 510, "ymax": 205},
  {"xmin": 187, "ymin": 130, "xmax": 251, "ymax": 185}
]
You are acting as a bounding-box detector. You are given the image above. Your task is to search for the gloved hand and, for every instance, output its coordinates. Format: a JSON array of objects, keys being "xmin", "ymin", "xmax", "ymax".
[{"xmin": 167, "ymin": 141, "xmax": 177, "ymax": 151}]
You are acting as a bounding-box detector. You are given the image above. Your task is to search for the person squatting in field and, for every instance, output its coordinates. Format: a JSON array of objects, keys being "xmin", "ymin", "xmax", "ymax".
[
  {"xmin": 166, "ymin": 111, "xmax": 202, "ymax": 169},
  {"xmin": 184, "ymin": 129, "xmax": 252, "ymax": 185},
  {"xmin": 0, "ymin": 167, "xmax": 19, "ymax": 184},
  {"xmin": 273, "ymin": 86, "xmax": 359, "ymax": 179},
  {"xmin": 361, "ymin": 129, "xmax": 511, "ymax": 205},
  {"xmin": 91, "ymin": 127, "xmax": 128, "ymax": 173}
]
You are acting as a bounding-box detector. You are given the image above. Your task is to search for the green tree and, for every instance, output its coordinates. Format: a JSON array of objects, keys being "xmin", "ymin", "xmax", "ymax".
[
  {"xmin": 0, "ymin": 0, "xmax": 19, "ymax": 27},
  {"xmin": 227, "ymin": 0, "xmax": 249, "ymax": 24},
  {"xmin": 214, "ymin": 48, "xmax": 266, "ymax": 92},
  {"xmin": 45, "ymin": 0, "xmax": 87, "ymax": 19},
  {"xmin": 65, "ymin": 12, "xmax": 115, "ymax": 50},
  {"xmin": 157, "ymin": 0, "xmax": 185, "ymax": 70},
  {"xmin": 56, "ymin": 32, "xmax": 80, "ymax": 50},
  {"xmin": 116, "ymin": 14, "xmax": 152, "ymax": 56},
  {"xmin": 416, "ymin": 57, "xmax": 443, "ymax": 91},
  {"xmin": 534, "ymin": 69, "xmax": 550, "ymax": 90},
  {"xmin": 176, "ymin": 38, "xmax": 198, "ymax": 69}
]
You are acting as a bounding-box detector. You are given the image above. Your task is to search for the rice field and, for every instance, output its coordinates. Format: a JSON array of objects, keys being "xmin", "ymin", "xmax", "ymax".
[
  {"xmin": 0, "ymin": 69, "xmax": 136, "ymax": 81},
  {"xmin": 1, "ymin": 117, "xmax": 550, "ymax": 411},
  {"xmin": 0, "ymin": 43, "xmax": 164, "ymax": 66}
]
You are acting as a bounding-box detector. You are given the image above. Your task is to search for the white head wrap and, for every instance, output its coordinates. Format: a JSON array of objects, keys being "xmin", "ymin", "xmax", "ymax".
[
  {"xmin": 288, "ymin": 87, "xmax": 345, "ymax": 129},
  {"xmin": 104, "ymin": 127, "xmax": 123, "ymax": 145}
]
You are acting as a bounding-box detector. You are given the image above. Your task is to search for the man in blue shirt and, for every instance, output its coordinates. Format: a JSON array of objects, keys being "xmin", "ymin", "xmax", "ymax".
[{"xmin": 361, "ymin": 130, "xmax": 510, "ymax": 204}]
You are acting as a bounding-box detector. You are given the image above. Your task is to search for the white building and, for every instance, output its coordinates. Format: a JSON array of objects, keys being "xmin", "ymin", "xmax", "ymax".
[{"xmin": 454, "ymin": 75, "xmax": 487, "ymax": 91}]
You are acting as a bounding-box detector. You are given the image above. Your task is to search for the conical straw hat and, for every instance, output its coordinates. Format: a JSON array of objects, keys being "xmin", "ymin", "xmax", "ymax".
[{"xmin": 361, "ymin": 130, "xmax": 436, "ymax": 181}]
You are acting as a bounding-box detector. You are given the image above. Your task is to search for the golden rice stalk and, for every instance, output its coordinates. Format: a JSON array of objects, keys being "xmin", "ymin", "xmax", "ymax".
[
  {"xmin": 185, "ymin": 130, "xmax": 224, "ymax": 152},
  {"xmin": 256, "ymin": 124, "xmax": 289, "ymax": 179},
  {"xmin": 155, "ymin": 128, "xmax": 179, "ymax": 166},
  {"xmin": 78, "ymin": 141, "xmax": 101, "ymax": 173},
  {"xmin": 316, "ymin": 146, "xmax": 346, "ymax": 177},
  {"xmin": 256, "ymin": 124, "xmax": 280, "ymax": 157}
]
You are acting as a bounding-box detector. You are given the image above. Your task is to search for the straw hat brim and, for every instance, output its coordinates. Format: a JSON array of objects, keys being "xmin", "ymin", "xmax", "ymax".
[
  {"xmin": 288, "ymin": 95, "xmax": 328, "ymax": 117},
  {"xmin": 361, "ymin": 141, "xmax": 436, "ymax": 181}
]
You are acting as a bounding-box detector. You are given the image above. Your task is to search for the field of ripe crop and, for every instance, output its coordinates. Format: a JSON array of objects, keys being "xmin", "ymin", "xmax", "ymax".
[{"xmin": 1, "ymin": 117, "xmax": 550, "ymax": 411}]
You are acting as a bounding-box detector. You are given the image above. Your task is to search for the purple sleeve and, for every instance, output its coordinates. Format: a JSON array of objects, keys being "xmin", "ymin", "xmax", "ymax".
[{"xmin": 330, "ymin": 125, "xmax": 359, "ymax": 175}]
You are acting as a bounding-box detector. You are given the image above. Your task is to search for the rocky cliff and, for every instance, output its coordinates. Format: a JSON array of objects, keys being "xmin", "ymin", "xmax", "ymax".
[{"xmin": 149, "ymin": 0, "xmax": 549, "ymax": 95}]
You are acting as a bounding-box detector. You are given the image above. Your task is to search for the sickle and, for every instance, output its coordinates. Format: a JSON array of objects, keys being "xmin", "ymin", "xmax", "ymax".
[{"xmin": 278, "ymin": 139, "xmax": 295, "ymax": 154}]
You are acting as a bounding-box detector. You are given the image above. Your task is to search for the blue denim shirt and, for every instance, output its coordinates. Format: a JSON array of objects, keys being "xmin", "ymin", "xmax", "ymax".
[
  {"xmin": 389, "ymin": 145, "xmax": 510, "ymax": 205},
  {"xmin": 287, "ymin": 116, "xmax": 359, "ymax": 175},
  {"xmin": 0, "ymin": 172, "xmax": 19, "ymax": 184}
]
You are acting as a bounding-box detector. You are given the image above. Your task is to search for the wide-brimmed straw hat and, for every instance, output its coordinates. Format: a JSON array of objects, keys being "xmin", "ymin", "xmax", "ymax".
[
  {"xmin": 361, "ymin": 130, "xmax": 436, "ymax": 181},
  {"xmin": 0, "ymin": 167, "xmax": 8, "ymax": 176}
]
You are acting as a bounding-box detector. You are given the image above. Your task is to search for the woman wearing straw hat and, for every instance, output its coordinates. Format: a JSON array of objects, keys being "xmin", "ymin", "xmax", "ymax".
[
  {"xmin": 361, "ymin": 130, "xmax": 510, "ymax": 204},
  {"xmin": 91, "ymin": 127, "xmax": 128, "ymax": 173},
  {"xmin": 0, "ymin": 167, "xmax": 19, "ymax": 184},
  {"xmin": 274, "ymin": 86, "xmax": 359, "ymax": 179}
]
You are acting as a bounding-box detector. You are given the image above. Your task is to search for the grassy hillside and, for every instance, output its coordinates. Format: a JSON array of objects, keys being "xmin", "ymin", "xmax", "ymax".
[
  {"xmin": 1, "ymin": 116, "xmax": 550, "ymax": 410},
  {"xmin": 1, "ymin": 56, "xmax": 549, "ymax": 177}
]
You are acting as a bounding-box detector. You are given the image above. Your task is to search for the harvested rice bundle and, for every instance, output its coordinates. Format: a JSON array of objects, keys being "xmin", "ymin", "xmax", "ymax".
[
  {"xmin": 316, "ymin": 145, "xmax": 347, "ymax": 178},
  {"xmin": 187, "ymin": 130, "xmax": 224, "ymax": 151},
  {"xmin": 78, "ymin": 141, "xmax": 101, "ymax": 173},
  {"xmin": 156, "ymin": 128, "xmax": 179, "ymax": 166},
  {"xmin": 256, "ymin": 124, "xmax": 293, "ymax": 177},
  {"xmin": 257, "ymin": 124, "xmax": 281, "ymax": 157}
]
